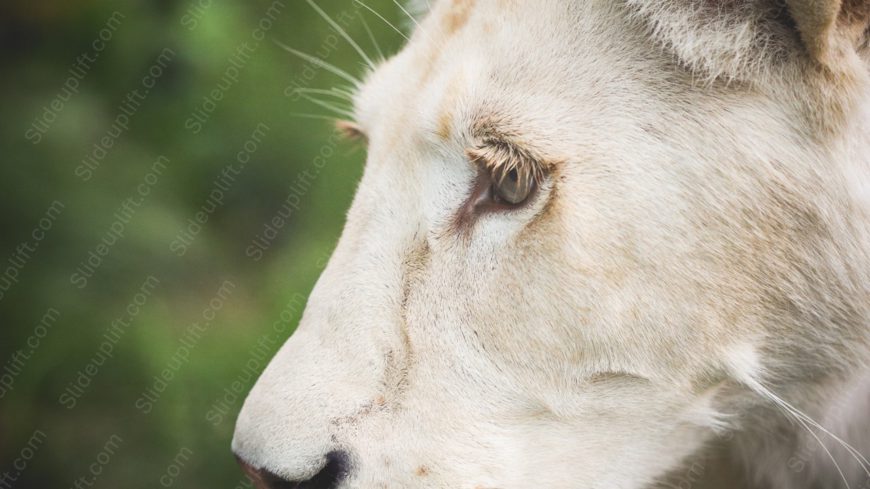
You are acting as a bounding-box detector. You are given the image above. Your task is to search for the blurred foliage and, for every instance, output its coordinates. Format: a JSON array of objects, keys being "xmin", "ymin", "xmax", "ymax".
[{"xmin": 0, "ymin": 0, "xmax": 403, "ymax": 487}]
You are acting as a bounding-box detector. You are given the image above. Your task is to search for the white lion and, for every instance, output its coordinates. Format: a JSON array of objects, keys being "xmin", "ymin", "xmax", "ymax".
[{"xmin": 233, "ymin": 1, "xmax": 870, "ymax": 488}]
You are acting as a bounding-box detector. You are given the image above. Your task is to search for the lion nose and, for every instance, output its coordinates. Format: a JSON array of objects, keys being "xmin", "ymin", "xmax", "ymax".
[{"xmin": 235, "ymin": 451, "xmax": 351, "ymax": 489}]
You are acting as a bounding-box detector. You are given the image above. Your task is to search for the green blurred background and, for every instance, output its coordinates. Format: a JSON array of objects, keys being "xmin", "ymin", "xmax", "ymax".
[{"xmin": 0, "ymin": 1, "xmax": 404, "ymax": 487}]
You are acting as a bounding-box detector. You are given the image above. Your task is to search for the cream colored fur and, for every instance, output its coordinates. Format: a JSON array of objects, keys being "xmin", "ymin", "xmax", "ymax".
[{"xmin": 234, "ymin": 1, "xmax": 870, "ymax": 487}]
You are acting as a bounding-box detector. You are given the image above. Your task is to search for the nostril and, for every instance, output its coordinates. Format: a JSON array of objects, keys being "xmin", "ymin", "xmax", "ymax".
[
  {"xmin": 235, "ymin": 451, "xmax": 351, "ymax": 489},
  {"xmin": 298, "ymin": 451, "xmax": 351, "ymax": 489}
]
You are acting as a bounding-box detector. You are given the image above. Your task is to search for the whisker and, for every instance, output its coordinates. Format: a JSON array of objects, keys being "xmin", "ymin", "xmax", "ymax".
[
  {"xmin": 273, "ymin": 40, "xmax": 362, "ymax": 87},
  {"xmin": 288, "ymin": 112, "xmax": 341, "ymax": 122},
  {"xmin": 297, "ymin": 92, "xmax": 355, "ymax": 118},
  {"xmin": 305, "ymin": 0, "xmax": 376, "ymax": 70},
  {"xmin": 331, "ymin": 86, "xmax": 357, "ymax": 99},
  {"xmin": 768, "ymin": 389, "xmax": 870, "ymax": 479},
  {"xmin": 392, "ymin": 0, "xmax": 423, "ymax": 31},
  {"xmin": 294, "ymin": 88, "xmax": 353, "ymax": 101},
  {"xmin": 353, "ymin": 0, "xmax": 410, "ymax": 41},
  {"xmin": 790, "ymin": 410, "xmax": 852, "ymax": 489},
  {"xmin": 750, "ymin": 380, "xmax": 870, "ymax": 483},
  {"xmin": 357, "ymin": 11, "xmax": 385, "ymax": 62}
]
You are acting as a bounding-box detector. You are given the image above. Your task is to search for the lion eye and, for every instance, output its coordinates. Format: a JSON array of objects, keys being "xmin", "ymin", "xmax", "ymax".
[
  {"xmin": 491, "ymin": 166, "xmax": 534, "ymax": 205},
  {"xmin": 466, "ymin": 143, "xmax": 544, "ymax": 210}
]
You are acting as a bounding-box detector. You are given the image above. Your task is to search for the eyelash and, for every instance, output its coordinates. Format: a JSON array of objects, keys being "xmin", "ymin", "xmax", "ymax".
[{"xmin": 467, "ymin": 145, "xmax": 544, "ymax": 208}]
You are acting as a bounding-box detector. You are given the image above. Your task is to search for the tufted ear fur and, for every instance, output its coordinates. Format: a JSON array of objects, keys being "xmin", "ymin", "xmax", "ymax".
[
  {"xmin": 627, "ymin": 0, "xmax": 870, "ymax": 81},
  {"xmin": 786, "ymin": 0, "xmax": 870, "ymax": 69},
  {"xmin": 625, "ymin": 0, "xmax": 870, "ymax": 132}
]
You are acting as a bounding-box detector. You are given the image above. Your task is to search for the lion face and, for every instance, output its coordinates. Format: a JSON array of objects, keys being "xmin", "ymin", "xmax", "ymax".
[{"xmin": 233, "ymin": 1, "xmax": 870, "ymax": 488}]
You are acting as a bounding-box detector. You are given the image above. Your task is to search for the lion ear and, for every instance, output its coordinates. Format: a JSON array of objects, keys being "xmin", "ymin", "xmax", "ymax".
[
  {"xmin": 785, "ymin": 0, "xmax": 870, "ymax": 68},
  {"xmin": 628, "ymin": 0, "xmax": 870, "ymax": 81}
]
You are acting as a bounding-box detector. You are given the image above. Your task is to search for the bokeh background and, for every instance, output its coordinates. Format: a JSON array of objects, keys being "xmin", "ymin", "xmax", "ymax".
[{"xmin": 0, "ymin": 1, "xmax": 405, "ymax": 487}]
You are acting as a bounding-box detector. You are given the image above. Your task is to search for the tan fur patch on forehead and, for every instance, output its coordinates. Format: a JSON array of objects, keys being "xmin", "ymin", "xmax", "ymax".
[
  {"xmin": 443, "ymin": 0, "xmax": 475, "ymax": 35},
  {"xmin": 436, "ymin": 103, "xmax": 454, "ymax": 141},
  {"xmin": 435, "ymin": 75, "xmax": 465, "ymax": 141}
]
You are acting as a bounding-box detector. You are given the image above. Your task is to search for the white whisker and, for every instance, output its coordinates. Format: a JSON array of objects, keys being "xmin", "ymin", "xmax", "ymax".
[
  {"xmin": 273, "ymin": 40, "xmax": 362, "ymax": 87},
  {"xmin": 749, "ymin": 380, "xmax": 870, "ymax": 484},
  {"xmin": 288, "ymin": 112, "xmax": 342, "ymax": 122},
  {"xmin": 296, "ymin": 92, "xmax": 355, "ymax": 119},
  {"xmin": 294, "ymin": 88, "xmax": 353, "ymax": 101},
  {"xmin": 769, "ymin": 389, "xmax": 870, "ymax": 479},
  {"xmin": 331, "ymin": 86, "xmax": 357, "ymax": 100},
  {"xmin": 305, "ymin": 0, "xmax": 376, "ymax": 70},
  {"xmin": 357, "ymin": 11, "xmax": 385, "ymax": 62},
  {"xmin": 392, "ymin": 0, "xmax": 423, "ymax": 31},
  {"xmin": 353, "ymin": 0, "xmax": 410, "ymax": 41},
  {"xmin": 790, "ymin": 409, "xmax": 852, "ymax": 489}
]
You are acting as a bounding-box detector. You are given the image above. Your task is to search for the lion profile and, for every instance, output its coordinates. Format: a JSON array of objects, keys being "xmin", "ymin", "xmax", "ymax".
[{"xmin": 233, "ymin": 1, "xmax": 870, "ymax": 488}]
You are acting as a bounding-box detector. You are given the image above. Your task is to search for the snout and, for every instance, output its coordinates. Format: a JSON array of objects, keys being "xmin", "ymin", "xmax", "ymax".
[
  {"xmin": 230, "ymin": 305, "xmax": 394, "ymax": 489},
  {"xmin": 231, "ymin": 170, "xmax": 434, "ymax": 486},
  {"xmin": 235, "ymin": 451, "xmax": 351, "ymax": 489}
]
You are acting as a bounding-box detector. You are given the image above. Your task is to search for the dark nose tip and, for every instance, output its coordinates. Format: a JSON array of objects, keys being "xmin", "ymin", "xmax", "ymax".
[{"xmin": 235, "ymin": 451, "xmax": 350, "ymax": 489}]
